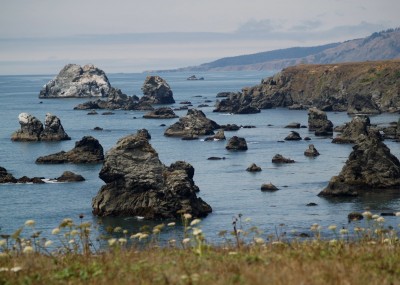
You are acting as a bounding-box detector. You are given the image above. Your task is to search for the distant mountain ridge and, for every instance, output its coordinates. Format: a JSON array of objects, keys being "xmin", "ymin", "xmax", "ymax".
[{"xmin": 164, "ymin": 28, "xmax": 400, "ymax": 72}]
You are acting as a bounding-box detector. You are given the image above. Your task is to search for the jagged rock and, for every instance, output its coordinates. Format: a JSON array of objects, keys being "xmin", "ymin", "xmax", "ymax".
[
  {"xmin": 74, "ymin": 88, "xmax": 150, "ymax": 111},
  {"xmin": 226, "ymin": 136, "xmax": 248, "ymax": 150},
  {"xmin": 0, "ymin": 166, "xmax": 17, "ymax": 183},
  {"xmin": 285, "ymin": 122, "xmax": 301, "ymax": 128},
  {"xmin": 332, "ymin": 116, "xmax": 370, "ymax": 144},
  {"xmin": 164, "ymin": 109, "xmax": 220, "ymax": 137},
  {"xmin": 246, "ymin": 163, "xmax": 262, "ymax": 172},
  {"xmin": 347, "ymin": 93, "xmax": 381, "ymax": 115},
  {"xmin": 319, "ymin": 130, "xmax": 400, "ymax": 196},
  {"xmin": 91, "ymin": 134, "xmax": 212, "ymax": 218},
  {"xmin": 272, "ymin": 154, "xmax": 295, "ymax": 163},
  {"xmin": 304, "ymin": 144, "xmax": 320, "ymax": 157},
  {"xmin": 39, "ymin": 64, "xmax": 113, "ymax": 98},
  {"xmin": 56, "ymin": 171, "xmax": 85, "ymax": 182},
  {"xmin": 36, "ymin": 136, "xmax": 104, "ymax": 164},
  {"xmin": 216, "ymin": 92, "xmax": 232, "ymax": 98},
  {"xmin": 205, "ymin": 130, "xmax": 226, "ymax": 141},
  {"xmin": 214, "ymin": 92, "xmax": 260, "ymax": 114},
  {"xmin": 16, "ymin": 176, "xmax": 45, "ymax": 184},
  {"xmin": 143, "ymin": 107, "xmax": 178, "ymax": 119},
  {"xmin": 308, "ymin": 108, "xmax": 333, "ymax": 136},
  {"xmin": 11, "ymin": 113, "xmax": 70, "ymax": 142},
  {"xmin": 261, "ymin": 183, "xmax": 279, "ymax": 191},
  {"xmin": 284, "ymin": 131, "xmax": 302, "ymax": 141},
  {"xmin": 140, "ymin": 76, "xmax": 175, "ymax": 104},
  {"xmin": 40, "ymin": 113, "xmax": 71, "ymax": 141}
]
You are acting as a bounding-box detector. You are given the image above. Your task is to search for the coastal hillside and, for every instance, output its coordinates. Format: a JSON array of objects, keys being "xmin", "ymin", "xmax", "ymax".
[
  {"xmin": 215, "ymin": 60, "xmax": 400, "ymax": 114},
  {"xmin": 172, "ymin": 28, "xmax": 400, "ymax": 72}
]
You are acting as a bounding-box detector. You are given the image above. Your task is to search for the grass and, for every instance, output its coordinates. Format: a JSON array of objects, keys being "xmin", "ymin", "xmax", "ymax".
[{"xmin": 1, "ymin": 213, "xmax": 400, "ymax": 285}]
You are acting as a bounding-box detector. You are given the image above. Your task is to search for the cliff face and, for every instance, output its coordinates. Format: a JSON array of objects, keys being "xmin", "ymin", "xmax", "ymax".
[{"xmin": 241, "ymin": 60, "xmax": 400, "ymax": 114}]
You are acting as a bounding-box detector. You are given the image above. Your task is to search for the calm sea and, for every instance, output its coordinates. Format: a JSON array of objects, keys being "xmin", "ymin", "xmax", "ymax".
[{"xmin": 0, "ymin": 71, "xmax": 399, "ymax": 244}]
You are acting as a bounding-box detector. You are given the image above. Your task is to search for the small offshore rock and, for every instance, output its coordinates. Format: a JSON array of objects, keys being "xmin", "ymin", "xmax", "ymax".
[
  {"xmin": 306, "ymin": 203, "xmax": 318, "ymax": 206},
  {"xmin": 93, "ymin": 127, "xmax": 103, "ymax": 131},
  {"xmin": 220, "ymin": 124, "xmax": 240, "ymax": 131},
  {"xmin": 304, "ymin": 144, "xmax": 320, "ymax": 157},
  {"xmin": 332, "ymin": 115, "xmax": 370, "ymax": 144},
  {"xmin": 207, "ymin": 157, "xmax": 225, "ymax": 160},
  {"xmin": 348, "ymin": 212, "xmax": 363, "ymax": 221},
  {"xmin": 261, "ymin": 183, "xmax": 279, "ymax": 191},
  {"xmin": 246, "ymin": 163, "xmax": 262, "ymax": 172},
  {"xmin": 143, "ymin": 107, "xmax": 178, "ymax": 119},
  {"xmin": 205, "ymin": 130, "xmax": 226, "ymax": 141},
  {"xmin": 36, "ymin": 136, "xmax": 104, "ymax": 164},
  {"xmin": 140, "ymin": 75, "xmax": 175, "ymax": 104},
  {"xmin": 56, "ymin": 171, "xmax": 85, "ymax": 182},
  {"xmin": 285, "ymin": 122, "xmax": 301, "ymax": 128},
  {"xmin": 308, "ymin": 107, "xmax": 333, "ymax": 136},
  {"xmin": 284, "ymin": 131, "xmax": 302, "ymax": 141},
  {"xmin": 272, "ymin": 154, "xmax": 295, "ymax": 163},
  {"xmin": 226, "ymin": 136, "xmax": 248, "ymax": 150}
]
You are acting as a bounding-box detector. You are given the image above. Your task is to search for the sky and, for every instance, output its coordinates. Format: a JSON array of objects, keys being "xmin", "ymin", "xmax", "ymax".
[{"xmin": 0, "ymin": 0, "xmax": 399, "ymax": 75}]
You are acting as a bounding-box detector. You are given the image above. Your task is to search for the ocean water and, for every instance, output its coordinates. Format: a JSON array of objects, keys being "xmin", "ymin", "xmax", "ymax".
[{"xmin": 0, "ymin": 71, "xmax": 399, "ymax": 244}]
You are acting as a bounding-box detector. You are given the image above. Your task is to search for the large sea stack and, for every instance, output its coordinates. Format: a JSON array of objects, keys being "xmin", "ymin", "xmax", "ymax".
[
  {"xmin": 140, "ymin": 75, "xmax": 175, "ymax": 104},
  {"xmin": 39, "ymin": 64, "xmax": 115, "ymax": 98},
  {"xmin": 91, "ymin": 133, "xmax": 212, "ymax": 218},
  {"xmin": 164, "ymin": 109, "xmax": 220, "ymax": 137},
  {"xmin": 319, "ymin": 130, "xmax": 400, "ymax": 196}
]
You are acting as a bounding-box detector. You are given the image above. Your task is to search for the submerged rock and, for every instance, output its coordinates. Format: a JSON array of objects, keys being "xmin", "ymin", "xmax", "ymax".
[
  {"xmin": 332, "ymin": 115, "xmax": 370, "ymax": 144},
  {"xmin": 39, "ymin": 64, "xmax": 113, "ymax": 98},
  {"xmin": 319, "ymin": 130, "xmax": 400, "ymax": 196},
  {"xmin": 36, "ymin": 136, "xmax": 104, "ymax": 164},
  {"xmin": 91, "ymin": 133, "xmax": 212, "ymax": 218},
  {"xmin": 11, "ymin": 113, "xmax": 70, "ymax": 142},
  {"xmin": 226, "ymin": 136, "xmax": 248, "ymax": 150},
  {"xmin": 164, "ymin": 109, "xmax": 220, "ymax": 137},
  {"xmin": 140, "ymin": 75, "xmax": 175, "ymax": 104}
]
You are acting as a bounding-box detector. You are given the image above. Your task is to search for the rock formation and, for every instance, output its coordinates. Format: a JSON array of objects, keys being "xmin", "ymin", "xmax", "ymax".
[
  {"xmin": 285, "ymin": 122, "xmax": 301, "ymax": 128},
  {"xmin": 91, "ymin": 133, "xmax": 212, "ymax": 218},
  {"xmin": 304, "ymin": 144, "xmax": 320, "ymax": 157},
  {"xmin": 164, "ymin": 109, "xmax": 220, "ymax": 137},
  {"xmin": 0, "ymin": 167, "xmax": 18, "ymax": 183},
  {"xmin": 140, "ymin": 76, "xmax": 175, "ymax": 104},
  {"xmin": 332, "ymin": 116, "xmax": 370, "ymax": 144},
  {"xmin": 11, "ymin": 113, "xmax": 70, "ymax": 141},
  {"xmin": 36, "ymin": 136, "xmax": 104, "ymax": 164},
  {"xmin": 143, "ymin": 107, "xmax": 179, "ymax": 119},
  {"xmin": 308, "ymin": 108, "xmax": 333, "ymax": 136},
  {"xmin": 39, "ymin": 64, "xmax": 114, "ymax": 98},
  {"xmin": 272, "ymin": 154, "xmax": 295, "ymax": 163},
  {"xmin": 226, "ymin": 136, "xmax": 248, "ymax": 150},
  {"xmin": 319, "ymin": 130, "xmax": 400, "ymax": 196}
]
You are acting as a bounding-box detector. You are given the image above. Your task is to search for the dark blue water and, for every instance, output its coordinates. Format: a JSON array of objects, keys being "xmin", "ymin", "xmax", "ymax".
[{"xmin": 0, "ymin": 71, "xmax": 399, "ymax": 244}]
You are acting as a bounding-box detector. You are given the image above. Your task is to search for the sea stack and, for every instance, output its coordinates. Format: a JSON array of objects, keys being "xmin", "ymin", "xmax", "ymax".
[{"xmin": 91, "ymin": 132, "xmax": 212, "ymax": 218}]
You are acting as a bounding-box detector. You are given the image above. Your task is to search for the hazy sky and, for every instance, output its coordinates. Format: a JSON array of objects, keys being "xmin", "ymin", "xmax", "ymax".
[{"xmin": 1, "ymin": 0, "xmax": 399, "ymax": 74}]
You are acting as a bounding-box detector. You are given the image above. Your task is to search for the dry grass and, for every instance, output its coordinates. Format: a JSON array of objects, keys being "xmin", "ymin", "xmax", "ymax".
[{"xmin": 1, "ymin": 240, "xmax": 400, "ymax": 285}]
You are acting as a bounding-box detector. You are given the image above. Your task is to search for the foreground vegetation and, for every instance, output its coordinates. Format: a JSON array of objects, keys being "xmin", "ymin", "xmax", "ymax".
[{"xmin": 1, "ymin": 213, "xmax": 400, "ymax": 285}]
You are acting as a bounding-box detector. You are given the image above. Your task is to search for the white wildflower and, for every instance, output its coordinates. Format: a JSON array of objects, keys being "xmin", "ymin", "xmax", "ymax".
[
  {"xmin": 108, "ymin": 238, "xmax": 117, "ymax": 246},
  {"xmin": 190, "ymin": 219, "xmax": 201, "ymax": 226},
  {"xmin": 23, "ymin": 246, "xmax": 34, "ymax": 254},
  {"xmin": 44, "ymin": 240, "xmax": 53, "ymax": 247},
  {"xmin": 51, "ymin": 228, "xmax": 60, "ymax": 235},
  {"xmin": 24, "ymin": 220, "xmax": 35, "ymax": 227},
  {"xmin": 167, "ymin": 222, "xmax": 176, "ymax": 227},
  {"xmin": 183, "ymin": 213, "xmax": 192, "ymax": 220}
]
